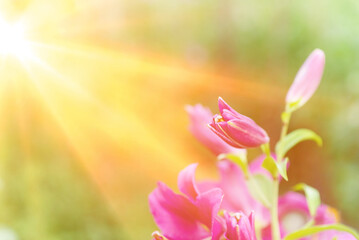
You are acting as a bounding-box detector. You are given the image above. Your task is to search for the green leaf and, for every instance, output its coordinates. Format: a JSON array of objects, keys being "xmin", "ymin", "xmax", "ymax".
[
  {"xmin": 284, "ymin": 224, "xmax": 359, "ymax": 240},
  {"xmin": 261, "ymin": 143, "xmax": 271, "ymax": 156},
  {"xmin": 218, "ymin": 153, "xmax": 248, "ymax": 177},
  {"xmin": 261, "ymin": 156, "xmax": 288, "ymax": 181},
  {"xmin": 277, "ymin": 157, "xmax": 288, "ymax": 181},
  {"xmin": 293, "ymin": 183, "xmax": 320, "ymax": 217},
  {"xmin": 247, "ymin": 174, "xmax": 273, "ymax": 208},
  {"xmin": 262, "ymin": 156, "xmax": 277, "ymax": 176},
  {"xmin": 276, "ymin": 129, "xmax": 322, "ymax": 159}
]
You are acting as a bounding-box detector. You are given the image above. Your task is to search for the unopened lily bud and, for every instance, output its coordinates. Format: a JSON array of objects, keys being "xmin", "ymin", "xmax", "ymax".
[
  {"xmin": 225, "ymin": 212, "xmax": 256, "ymax": 240},
  {"xmin": 208, "ymin": 97, "xmax": 269, "ymax": 149},
  {"xmin": 186, "ymin": 104, "xmax": 243, "ymax": 155},
  {"xmin": 286, "ymin": 49, "xmax": 325, "ymax": 108}
]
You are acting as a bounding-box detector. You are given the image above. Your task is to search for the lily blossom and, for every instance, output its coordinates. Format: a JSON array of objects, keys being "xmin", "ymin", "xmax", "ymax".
[
  {"xmin": 276, "ymin": 192, "xmax": 353, "ymax": 240},
  {"xmin": 186, "ymin": 104, "xmax": 244, "ymax": 156},
  {"xmin": 286, "ymin": 49, "xmax": 325, "ymax": 108},
  {"xmin": 208, "ymin": 97, "xmax": 269, "ymax": 149},
  {"xmin": 224, "ymin": 212, "xmax": 257, "ymax": 240},
  {"xmin": 198, "ymin": 157, "xmax": 271, "ymax": 227},
  {"xmin": 149, "ymin": 164, "xmax": 224, "ymax": 240}
]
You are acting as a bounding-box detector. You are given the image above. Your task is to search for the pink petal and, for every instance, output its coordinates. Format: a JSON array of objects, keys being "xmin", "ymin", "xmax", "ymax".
[
  {"xmin": 209, "ymin": 121, "xmax": 245, "ymax": 148},
  {"xmin": 218, "ymin": 97, "xmax": 253, "ymax": 123},
  {"xmin": 212, "ymin": 216, "xmax": 227, "ymax": 240},
  {"xmin": 315, "ymin": 205, "xmax": 338, "ymax": 224},
  {"xmin": 216, "ymin": 160, "xmax": 270, "ymax": 225},
  {"xmin": 186, "ymin": 104, "xmax": 237, "ymax": 155},
  {"xmin": 218, "ymin": 97, "xmax": 238, "ymax": 117},
  {"xmin": 149, "ymin": 182, "xmax": 210, "ymax": 240},
  {"xmin": 224, "ymin": 212, "xmax": 256, "ymax": 240},
  {"xmin": 226, "ymin": 119, "xmax": 269, "ymax": 147},
  {"xmin": 286, "ymin": 49, "xmax": 325, "ymax": 107},
  {"xmin": 178, "ymin": 163, "xmax": 200, "ymax": 201},
  {"xmin": 196, "ymin": 180, "xmax": 220, "ymax": 193},
  {"xmin": 317, "ymin": 230, "xmax": 356, "ymax": 240},
  {"xmin": 238, "ymin": 212, "xmax": 256, "ymax": 240},
  {"xmin": 278, "ymin": 192, "xmax": 340, "ymax": 238},
  {"xmin": 195, "ymin": 188, "xmax": 224, "ymax": 230},
  {"xmin": 278, "ymin": 192, "xmax": 310, "ymax": 220}
]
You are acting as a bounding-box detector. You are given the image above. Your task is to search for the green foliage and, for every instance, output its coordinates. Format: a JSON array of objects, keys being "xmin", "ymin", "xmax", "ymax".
[
  {"xmin": 262, "ymin": 155, "xmax": 288, "ymax": 181},
  {"xmin": 262, "ymin": 155, "xmax": 278, "ymax": 177},
  {"xmin": 293, "ymin": 183, "xmax": 321, "ymax": 217},
  {"xmin": 247, "ymin": 174, "xmax": 273, "ymax": 208},
  {"xmin": 276, "ymin": 129, "xmax": 322, "ymax": 160},
  {"xmin": 0, "ymin": 126, "xmax": 125, "ymax": 240},
  {"xmin": 277, "ymin": 158, "xmax": 289, "ymax": 181}
]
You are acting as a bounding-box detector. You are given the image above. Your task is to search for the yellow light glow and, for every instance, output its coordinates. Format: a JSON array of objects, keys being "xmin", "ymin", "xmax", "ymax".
[{"xmin": 0, "ymin": 18, "xmax": 32, "ymax": 58}]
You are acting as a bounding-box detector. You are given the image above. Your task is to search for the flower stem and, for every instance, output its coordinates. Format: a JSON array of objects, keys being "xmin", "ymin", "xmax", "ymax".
[
  {"xmin": 271, "ymin": 178, "xmax": 281, "ymax": 240},
  {"xmin": 270, "ymin": 106, "xmax": 293, "ymax": 240},
  {"xmin": 280, "ymin": 111, "xmax": 291, "ymax": 150}
]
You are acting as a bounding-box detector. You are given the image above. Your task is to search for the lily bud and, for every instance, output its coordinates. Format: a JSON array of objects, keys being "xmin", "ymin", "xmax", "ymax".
[
  {"xmin": 186, "ymin": 104, "xmax": 242, "ymax": 155},
  {"xmin": 225, "ymin": 212, "xmax": 257, "ymax": 240},
  {"xmin": 286, "ymin": 49, "xmax": 325, "ymax": 108},
  {"xmin": 208, "ymin": 97, "xmax": 269, "ymax": 148}
]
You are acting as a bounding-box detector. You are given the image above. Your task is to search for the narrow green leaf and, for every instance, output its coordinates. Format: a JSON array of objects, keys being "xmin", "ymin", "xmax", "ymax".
[
  {"xmin": 262, "ymin": 156, "xmax": 277, "ymax": 177},
  {"xmin": 247, "ymin": 174, "xmax": 273, "ymax": 208},
  {"xmin": 261, "ymin": 156, "xmax": 288, "ymax": 181},
  {"xmin": 293, "ymin": 183, "xmax": 320, "ymax": 217},
  {"xmin": 284, "ymin": 224, "xmax": 359, "ymax": 240},
  {"xmin": 276, "ymin": 129, "xmax": 322, "ymax": 159},
  {"xmin": 261, "ymin": 143, "xmax": 271, "ymax": 156},
  {"xmin": 277, "ymin": 158, "xmax": 288, "ymax": 181}
]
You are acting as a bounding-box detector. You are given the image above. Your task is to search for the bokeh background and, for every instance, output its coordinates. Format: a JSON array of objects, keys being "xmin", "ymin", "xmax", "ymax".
[{"xmin": 0, "ymin": 0, "xmax": 358, "ymax": 239}]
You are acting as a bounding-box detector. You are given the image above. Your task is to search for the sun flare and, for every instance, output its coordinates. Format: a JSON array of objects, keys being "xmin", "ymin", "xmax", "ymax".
[{"xmin": 0, "ymin": 17, "xmax": 33, "ymax": 59}]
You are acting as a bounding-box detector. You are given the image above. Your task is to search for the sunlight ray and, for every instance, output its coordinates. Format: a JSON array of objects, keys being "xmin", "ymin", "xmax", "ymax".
[
  {"xmin": 19, "ymin": 49, "xmax": 187, "ymax": 180},
  {"xmin": 19, "ymin": 59, "xmax": 123, "ymax": 216},
  {"xmin": 27, "ymin": 40, "xmax": 289, "ymax": 106}
]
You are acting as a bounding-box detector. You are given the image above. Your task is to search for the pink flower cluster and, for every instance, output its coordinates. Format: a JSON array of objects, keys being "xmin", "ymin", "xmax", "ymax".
[{"xmin": 148, "ymin": 50, "xmax": 356, "ymax": 240}]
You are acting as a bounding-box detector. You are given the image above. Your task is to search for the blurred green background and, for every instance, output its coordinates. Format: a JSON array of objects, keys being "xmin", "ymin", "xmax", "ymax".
[{"xmin": 0, "ymin": 0, "xmax": 358, "ymax": 239}]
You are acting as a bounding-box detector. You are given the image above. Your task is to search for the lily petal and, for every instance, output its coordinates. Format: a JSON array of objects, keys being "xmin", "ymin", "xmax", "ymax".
[{"xmin": 178, "ymin": 163, "xmax": 200, "ymax": 201}]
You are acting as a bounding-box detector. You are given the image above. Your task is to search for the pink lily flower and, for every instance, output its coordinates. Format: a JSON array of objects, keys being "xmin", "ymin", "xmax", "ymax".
[
  {"xmin": 273, "ymin": 192, "xmax": 354, "ymax": 240},
  {"xmin": 286, "ymin": 49, "xmax": 325, "ymax": 108},
  {"xmin": 208, "ymin": 97, "xmax": 269, "ymax": 149},
  {"xmin": 148, "ymin": 164, "xmax": 224, "ymax": 240},
  {"xmin": 186, "ymin": 104, "xmax": 244, "ymax": 156},
  {"xmin": 278, "ymin": 192, "xmax": 337, "ymax": 231},
  {"xmin": 224, "ymin": 212, "xmax": 257, "ymax": 240},
  {"xmin": 198, "ymin": 157, "xmax": 271, "ymax": 227}
]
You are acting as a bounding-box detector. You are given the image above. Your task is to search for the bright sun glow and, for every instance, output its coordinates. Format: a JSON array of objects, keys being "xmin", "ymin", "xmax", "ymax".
[{"xmin": 0, "ymin": 18, "xmax": 33, "ymax": 58}]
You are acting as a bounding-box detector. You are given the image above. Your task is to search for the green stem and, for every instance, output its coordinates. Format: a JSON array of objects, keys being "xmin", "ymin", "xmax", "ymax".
[
  {"xmin": 271, "ymin": 178, "xmax": 281, "ymax": 240},
  {"xmin": 270, "ymin": 106, "xmax": 293, "ymax": 240},
  {"xmin": 280, "ymin": 112, "xmax": 291, "ymax": 151}
]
